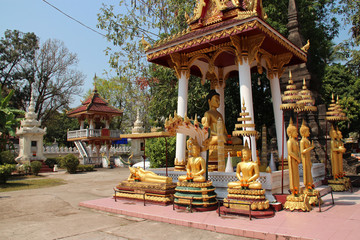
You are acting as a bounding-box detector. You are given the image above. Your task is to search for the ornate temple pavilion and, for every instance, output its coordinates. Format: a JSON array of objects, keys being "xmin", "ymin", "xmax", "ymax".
[
  {"xmin": 145, "ymin": 0, "xmax": 308, "ymax": 164},
  {"xmin": 67, "ymin": 86, "xmax": 123, "ymax": 164}
]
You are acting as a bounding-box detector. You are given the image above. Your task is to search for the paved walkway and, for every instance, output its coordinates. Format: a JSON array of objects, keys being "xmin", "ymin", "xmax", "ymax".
[
  {"xmin": 0, "ymin": 168, "xmax": 248, "ymax": 240},
  {"xmin": 81, "ymin": 187, "xmax": 360, "ymax": 240}
]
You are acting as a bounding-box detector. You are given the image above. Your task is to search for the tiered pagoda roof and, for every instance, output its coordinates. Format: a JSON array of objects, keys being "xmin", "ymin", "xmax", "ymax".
[
  {"xmin": 233, "ymin": 100, "xmax": 258, "ymax": 137},
  {"xmin": 67, "ymin": 88, "xmax": 123, "ymax": 118},
  {"xmin": 280, "ymin": 71, "xmax": 303, "ymax": 111},
  {"xmin": 296, "ymin": 78, "xmax": 317, "ymax": 112},
  {"xmin": 326, "ymin": 94, "xmax": 348, "ymax": 122}
]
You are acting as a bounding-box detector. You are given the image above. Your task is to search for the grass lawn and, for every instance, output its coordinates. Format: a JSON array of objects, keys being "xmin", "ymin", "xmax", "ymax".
[{"xmin": 0, "ymin": 176, "xmax": 66, "ymax": 192}]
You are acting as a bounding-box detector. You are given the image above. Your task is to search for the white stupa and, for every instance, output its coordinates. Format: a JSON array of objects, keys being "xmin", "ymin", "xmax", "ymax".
[
  {"xmin": 131, "ymin": 108, "xmax": 145, "ymax": 163},
  {"xmin": 16, "ymin": 84, "xmax": 46, "ymax": 164}
]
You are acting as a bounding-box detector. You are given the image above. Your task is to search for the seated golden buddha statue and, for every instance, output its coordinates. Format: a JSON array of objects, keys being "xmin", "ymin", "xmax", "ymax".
[
  {"xmin": 228, "ymin": 142, "xmax": 262, "ymax": 189},
  {"xmin": 128, "ymin": 166, "xmax": 173, "ymax": 184},
  {"xmin": 178, "ymin": 138, "xmax": 206, "ymax": 182},
  {"xmin": 202, "ymin": 90, "xmax": 228, "ymax": 145},
  {"xmin": 201, "ymin": 90, "xmax": 242, "ymax": 145}
]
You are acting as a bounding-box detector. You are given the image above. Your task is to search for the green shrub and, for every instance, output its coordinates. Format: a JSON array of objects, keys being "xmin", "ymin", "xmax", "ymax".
[
  {"xmin": 61, "ymin": 154, "xmax": 79, "ymax": 174},
  {"xmin": 0, "ymin": 151, "xmax": 16, "ymax": 165},
  {"xmin": 45, "ymin": 157, "xmax": 61, "ymax": 168},
  {"xmin": 77, "ymin": 164, "xmax": 94, "ymax": 172},
  {"xmin": 0, "ymin": 164, "xmax": 16, "ymax": 183},
  {"xmin": 30, "ymin": 161, "xmax": 42, "ymax": 176},
  {"xmin": 148, "ymin": 137, "xmax": 176, "ymax": 168}
]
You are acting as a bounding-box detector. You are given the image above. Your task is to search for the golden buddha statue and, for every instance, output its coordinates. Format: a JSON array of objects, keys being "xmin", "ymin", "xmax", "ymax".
[
  {"xmin": 300, "ymin": 120, "xmax": 314, "ymax": 189},
  {"xmin": 287, "ymin": 118, "xmax": 301, "ymax": 194},
  {"xmin": 202, "ymin": 90, "xmax": 227, "ymax": 145},
  {"xmin": 330, "ymin": 126, "xmax": 340, "ymax": 178},
  {"xmin": 178, "ymin": 138, "xmax": 206, "ymax": 182},
  {"xmin": 336, "ymin": 127, "xmax": 346, "ymax": 176},
  {"xmin": 227, "ymin": 141, "xmax": 262, "ymax": 189},
  {"xmin": 128, "ymin": 167, "xmax": 173, "ymax": 184}
]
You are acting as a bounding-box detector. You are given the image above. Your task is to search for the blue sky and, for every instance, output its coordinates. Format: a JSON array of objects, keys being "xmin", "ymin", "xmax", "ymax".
[{"xmin": 0, "ymin": 0, "xmax": 119, "ymax": 107}]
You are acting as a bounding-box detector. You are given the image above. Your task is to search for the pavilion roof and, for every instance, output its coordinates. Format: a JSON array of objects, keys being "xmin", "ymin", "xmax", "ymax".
[
  {"xmin": 145, "ymin": 0, "xmax": 307, "ymax": 70},
  {"xmin": 67, "ymin": 89, "xmax": 123, "ymax": 118}
]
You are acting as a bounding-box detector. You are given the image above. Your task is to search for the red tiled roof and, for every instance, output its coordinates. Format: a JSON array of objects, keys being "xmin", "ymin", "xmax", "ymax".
[{"xmin": 67, "ymin": 90, "xmax": 123, "ymax": 117}]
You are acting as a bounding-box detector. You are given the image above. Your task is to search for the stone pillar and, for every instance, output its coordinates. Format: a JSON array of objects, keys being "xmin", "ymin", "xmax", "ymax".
[
  {"xmin": 238, "ymin": 60, "xmax": 257, "ymax": 162},
  {"xmin": 231, "ymin": 35, "xmax": 265, "ymax": 162},
  {"xmin": 175, "ymin": 70, "xmax": 189, "ymax": 164},
  {"xmin": 269, "ymin": 73, "xmax": 288, "ymax": 159}
]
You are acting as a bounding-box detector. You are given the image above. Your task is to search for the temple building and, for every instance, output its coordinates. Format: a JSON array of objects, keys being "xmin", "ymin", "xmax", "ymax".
[
  {"xmin": 66, "ymin": 86, "xmax": 123, "ymax": 165},
  {"xmin": 144, "ymin": 0, "xmax": 309, "ymax": 166}
]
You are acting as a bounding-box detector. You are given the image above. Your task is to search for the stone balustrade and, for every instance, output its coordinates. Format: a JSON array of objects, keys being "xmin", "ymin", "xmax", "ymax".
[{"xmin": 67, "ymin": 129, "xmax": 122, "ymax": 140}]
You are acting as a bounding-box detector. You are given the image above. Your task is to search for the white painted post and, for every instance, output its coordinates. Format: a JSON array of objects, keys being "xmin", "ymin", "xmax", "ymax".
[
  {"xmin": 238, "ymin": 59, "xmax": 257, "ymax": 162},
  {"xmin": 175, "ymin": 71, "xmax": 189, "ymax": 164},
  {"xmin": 269, "ymin": 74, "xmax": 288, "ymax": 159}
]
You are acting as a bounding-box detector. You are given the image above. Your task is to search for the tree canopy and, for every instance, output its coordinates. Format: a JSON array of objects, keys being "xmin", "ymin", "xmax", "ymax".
[{"xmin": 0, "ymin": 30, "xmax": 85, "ymax": 123}]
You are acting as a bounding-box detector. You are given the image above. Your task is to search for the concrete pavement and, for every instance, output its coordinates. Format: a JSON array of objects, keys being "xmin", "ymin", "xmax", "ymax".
[{"xmin": 0, "ymin": 168, "xmax": 248, "ymax": 240}]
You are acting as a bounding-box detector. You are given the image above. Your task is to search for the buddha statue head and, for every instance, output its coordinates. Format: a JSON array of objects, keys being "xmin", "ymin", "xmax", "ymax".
[
  {"xmin": 329, "ymin": 125, "xmax": 337, "ymax": 139},
  {"xmin": 336, "ymin": 126, "xmax": 343, "ymax": 139},
  {"xmin": 287, "ymin": 118, "xmax": 298, "ymax": 138},
  {"xmin": 242, "ymin": 141, "xmax": 252, "ymax": 162},
  {"xmin": 187, "ymin": 137, "xmax": 200, "ymax": 157},
  {"xmin": 206, "ymin": 89, "xmax": 220, "ymax": 109},
  {"xmin": 300, "ymin": 119, "xmax": 310, "ymax": 138}
]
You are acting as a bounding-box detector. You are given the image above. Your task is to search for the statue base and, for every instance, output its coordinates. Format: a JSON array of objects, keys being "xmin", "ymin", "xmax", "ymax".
[
  {"xmin": 328, "ymin": 177, "xmax": 351, "ymax": 192},
  {"xmin": 114, "ymin": 181, "xmax": 176, "ymax": 205},
  {"xmin": 284, "ymin": 194, "xmax": 312, "ymax": 212},
  {"xmin": 224, "ymin": 188, "xmax": 270, "ymax": 211},
  {"xmin": 174, "ymin": 181, "xmax": 218, "ymax": 211},
  {"xmin": 304, "ymin": 188, "xmax": 322, "ymax": 206}
]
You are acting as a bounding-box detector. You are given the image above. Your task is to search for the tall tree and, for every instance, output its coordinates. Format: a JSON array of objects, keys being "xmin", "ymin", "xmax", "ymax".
[
  {"xmin": 42, "ymin": 110, "xmax": 79, "ymax": 147},
  {"xmin": 86, "ymin": 76, "xmax": 150, "ymax": 133},
  {"xmin": 0, "ymin": 89, "xmax": 24, "ymax": 151},
  {"xmin": 0, "ymin": 30, "xmax": 38, "ymax": 109},
  {"xmin": 0, "ymin": 30, "xmax": 85, "ymax": 123},
  {"xmin": 33, "ymin": 39, "xmax": 84, "ymax": 122}
]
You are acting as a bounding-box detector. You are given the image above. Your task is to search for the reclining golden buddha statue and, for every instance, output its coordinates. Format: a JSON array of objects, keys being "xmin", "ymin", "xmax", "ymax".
[{"xmin": 128, "ymin": 166, "xmax": 173, "ymax": 184}]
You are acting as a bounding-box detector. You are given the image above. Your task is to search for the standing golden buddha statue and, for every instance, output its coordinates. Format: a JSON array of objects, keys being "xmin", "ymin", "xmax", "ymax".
[
  {"xmin": 300, "ymin": 120, "xmax": 320, "ymax": 205},
  {"xmin": 284, "ymin": 118, "xmax": 311, "ymax": 211},
  {"xmin": 336, "ymin": 127, "xmax": 346, "ymax": 177},
  {"xmin": 299, "ymin": 120, "xmax": 314, "ymax": 189},
  {"xmin": 328, "ymin": 126, "xmax": 350, "ymax": 191},
  {"xmin": 201, "ymin": 90, "xmax": 241, "ymax": 171},
  {"xmin": 330, "ymin": 125, "xmax": 340, "ymax": 178},
  {"xmin": 287, "ymin": 118, "xmax": 301, "ymax": 194}
]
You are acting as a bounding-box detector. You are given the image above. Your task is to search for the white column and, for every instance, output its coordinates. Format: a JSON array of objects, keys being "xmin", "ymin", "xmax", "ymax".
[
  {"xmin": 238, "ymin": 59, "xmax": 257, "ymax": 162},
  {"xmin": 215, "ymin": 85, "xmax": 225, "ymax": 123},
  {"xmin": 175, "ymin": 71, "xmax": 189, "ymax": 164},
  {"xmin": 269, "ymin": 74, "xmax": 288, "ymax": 159}
]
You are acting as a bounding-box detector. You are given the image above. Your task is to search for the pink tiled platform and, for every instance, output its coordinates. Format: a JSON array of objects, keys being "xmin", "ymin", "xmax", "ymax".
[{"xmin": 80, "ymin": 188, "xmax": 360, "ymax": 240}]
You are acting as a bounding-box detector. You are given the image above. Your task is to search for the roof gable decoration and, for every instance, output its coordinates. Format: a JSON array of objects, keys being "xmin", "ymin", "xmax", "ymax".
[{"xmin": 186, "ymin": 0, "xmax": 267, "ymax": 30}]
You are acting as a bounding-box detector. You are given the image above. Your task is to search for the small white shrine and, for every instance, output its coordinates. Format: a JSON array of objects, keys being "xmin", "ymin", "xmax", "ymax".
[{"xmin": 16, "ymin": 84, "xmax": 46, "ymax": 164}]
